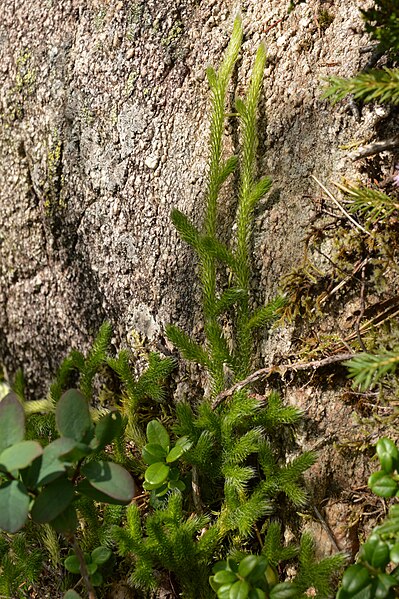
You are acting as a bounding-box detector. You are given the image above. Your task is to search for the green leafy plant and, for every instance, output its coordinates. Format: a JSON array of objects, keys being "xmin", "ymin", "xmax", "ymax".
[
  {"xmin": 337, "ymin": 439, "xmax": 399, "ymax": 598},
  {"xmin": 64, "ymin": 545, "xmax": 112, "ymax": 588},
  {"xmin": 142, "ymin": 419, "xmax": 192, "ymax": 498},
  {"xmin": 361, "ymin": 0, "xmax": 399, "ymax": 54},
  {"xmin": 111, "ymin": 14, "xmax": 344, "ymax": 599}
]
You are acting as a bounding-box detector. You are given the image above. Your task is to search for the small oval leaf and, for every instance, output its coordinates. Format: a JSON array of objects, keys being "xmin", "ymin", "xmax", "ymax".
[
  {"xmin": 142, "ymin": 443, "xmax": 168, "ymax": 465},
  {"xmin": 166, "ymin": 445, "xmax": 185, "ymax": 463},
  {"xmin": 0, "ymin": 480, "xmax": 30, "ymax": 533},
  {"xmin": 91, "ymin": 546, "xmax": 111, "ymax": 565},
  {"xmin": 146, "ymin": 420, "xmax": 169, "ymax": 451},
  {"xmin": 81, "ymin": 461, "xmax": 135, "ymax": 504},
  {"xmin": 144, "ymin": 462, "xmax": 170, "ymax": 486},
  {"xmin": 0, "ymin": 440, "xmax": 43, "ymax": 472},
  {"xmin": 64, "ymin": 554, "xmax": 81, "ymax": 574},
  {"xmin": 94, "ymin": 411, "xmax": 123, "ymax": 449},
  {"xmin": 56, "ymin": 389, "xmax": 92, "ymax": 442},
  {"xmin": 0, "ymin": 393, "xmax": 25, "ymax": 452}
]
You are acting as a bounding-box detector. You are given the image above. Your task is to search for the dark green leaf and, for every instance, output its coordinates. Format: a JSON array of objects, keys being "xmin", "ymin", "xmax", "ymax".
[
  {"xmin": 0, "ymin": 440, "xmax": 42, "ymax": 472},
  {"xmin": 146, "ymin": 420, "xmax": 169, "ymax": 450},
  {"xmin": 341, "ymin": 564, "xmax": 372, "ymax": 593},
  {"xmin": 213, "ymin": 570, "xmax": 237, "ymax": 585},
  {"xmin": 64, "ymin": 554, "xmax": 81, "ymax": 574},
  {"xmin": 390, "ymin": 543, "xmax": 399, "ymax": 564},
  {"xmin": 87, "ymin": 562, "xmax": 97, "ymax": 575},
  {"xmin": 0, "ymin": 392, "xmax": 25, "ymax": 452},
  {"xmin": 56, "ymin": 389, "xmax": 92, "ymax": 442},
  {"xmin": 238, "ymin": 555, "xmax": 262, "ymax": 578},
  {"xmin": 361, "ymin": 538, "xmax": 390, "ymax": 569},
  {"xmin": 90, "ymin": 570, "xmax": 103, "ymax": 586},
  {"xmin": 31, "ymin": 477, "xmax": 74, "ymax": 523},
  {"xmin": 81, "ymin": 460, "xmax": 135, "ymax": 504},
  {"xmin": 0, "ymin": 480, "xmax": 29, "ymax": 532},
  {"xmin": 36, "ymin": 437, "xmax": 77, "ymax": 486}
]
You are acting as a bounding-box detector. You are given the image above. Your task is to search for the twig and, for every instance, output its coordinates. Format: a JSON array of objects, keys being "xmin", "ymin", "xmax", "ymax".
[
  {"xmin": 348, "ymin": 135, "xmax": 399, "ymax": 161},
  {"xmin": 355, "ymin": 264, "xmax": 367, "ymax": 352},
  {"xmin": 311, "ymin": 175, "xmax": 371, "ymax": 236},
  {"xmin": 212, "ymin": 352, "xmax": 354, "ymax": 409},
  {"xmin": 313, "ymin": 505, "xmax": 342, "ymax": 552},
  {"xmin": 192, "ymin": 465, "xmax": 203, "ymax": 513},
  {"xmin": 68, "ymin": 534, "xmax": 97, "ymax": 599}
]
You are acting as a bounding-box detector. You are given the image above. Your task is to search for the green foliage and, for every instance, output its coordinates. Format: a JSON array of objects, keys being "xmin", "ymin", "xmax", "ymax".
[
  {"xmin": 168, "ymin": 15, "xmax": 281, "ymax": 394},
  {"xmin": 0, "ymin": 389, "xmax": 135, "ymax": 534},
  {"xmin": 336, "ymin": 182, "xmax": 399, "ymax": 228},
  {"xmin": 346, "ymin": 350, "xmax": 399, "ymax": 390},
  {"xmin": 323, "ymin": 1, "xmax": 399, "ymax": 106},
  {"xmin": 0, "ymin": 530, "xmax": 45, "ymax": 598},
  {"xmin": 113, "ymin": 495, "xmax": 219, "ymax": 599},
  {"xmin": 361, "ymin": 0, "xmax": 399, "ymax": 54},
  {"xmin": 323, "ymin": 67, "xmax": 399, "ymax": 105},
  {"xmin": 337, "ymin": 439, "xmax": 399, "ymax": 598},
  {"xmin": 64, "ymin": 545, "xmax": 112, "ymax": 587},
  {"xmin": 142, "ymin": 419, "xmax": 192, "ymax": 499}
]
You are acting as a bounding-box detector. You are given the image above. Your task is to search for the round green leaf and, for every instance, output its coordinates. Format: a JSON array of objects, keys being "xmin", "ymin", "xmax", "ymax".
[
  {"xmin": 0, "ymin": 440, "xmax": 43, "ymax": 472},
  {"xmin": 0, "ymin": 480, "xmax": 29, "ymax": 532},
  {"xmin": 64, "ymin": 554, "xmax": 81, "ymax": 574},
  {"xmin": 248, "ymin": 590, "xmax": 266, "ymax": 599},
  {"xmin": 214, "ymin": 570, "xmax": 238, "ymax": 585},
  {"xmin": 56, "ymin": 389, "xmax": 92, "ymax": 442},
  {"xmin": 142, "ymin": 443, "xmax": 168, "ymax": 465},
  {"xmin": 270, "ymin": 583, "xmax": 299, "ymax": 598},
  {"xmin": 341, "ymin": 564, "xmax": 371, "ymax": 593},
  {"xmin": 63, "ymin": 591, "xmax": 82, "ymax": 599},
  {"xmin": 240, "ymin": 556, "xmax": 268, "ymax": 584},
  {"xmin": 81, "ymin": 460, "xmax": 135, "ymax": 504},
  {"xmin": 369, "ymin": 472, "xmax": 398, "ymax": 497},
  {"xmin": 166, "ymin": 444, "xmax": 185, "ymax": 463},
  {"xmin": 31, "ymin": 477, "xmax": 74, "ymax": 523},
  {"xmin": 229, "ymin": 579, "xmax": 250, "ymax": 599},
  {"xmin": 376, "ymin": 438, "xmax": 399, "ymax": 474},
  {"xmin": 216, "ymin": 585, "xmax": 232, "ymax": 599},
  {"xmin": 239, "ymin": 555, "xmax": 261, "ymax": 578},
  {"xmin": 0, "ymin": 392, "xmax": 25, "ymax": 452},
  {"xmin": 362, "ymin": 538, "xmax": 390, "ymax": 569},
  {"xmin": 91, "ymin": 546, "xmax": 111, "ymax": 565},
  {"xmin": 35, "ymin": 437, "xmax": 78, "ymax": 486},
  {"xmin": 146, "ymin": 420, "xmax": 169, "ymax": 451},
  {"xmin": 144, "ymin": 462, "xmax": 170, "ymax": 486}
]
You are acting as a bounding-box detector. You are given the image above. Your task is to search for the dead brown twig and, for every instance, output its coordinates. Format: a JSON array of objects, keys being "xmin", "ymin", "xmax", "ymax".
[{"xmin": 212, "ymin": 352, "xmax": 354, "ymax": 409}]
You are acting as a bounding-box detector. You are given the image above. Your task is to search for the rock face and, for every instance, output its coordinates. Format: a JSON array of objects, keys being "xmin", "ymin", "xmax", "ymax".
[{"xmin": 0, "ymin": 0, "xmax": 391, "ymax": 553}]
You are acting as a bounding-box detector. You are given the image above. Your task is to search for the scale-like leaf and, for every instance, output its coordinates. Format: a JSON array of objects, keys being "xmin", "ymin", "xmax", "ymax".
[
  {"xmin": 56, "ymin": 389, "xmax": 92, "ymax": 442},
  {"xmin": 0, "ymin": 392, "xmax": 25, "ymax": 452},
  {"xmin": 0, "ymin": 440, "xmax": 42, "ymax": 472},
  {"xmin": 82, "ymin": 461, "xmax": 135, "ymax": 504},
  {"xmin": 0, "ymin": 480, "xmax": 30, "ymax": 532}
]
